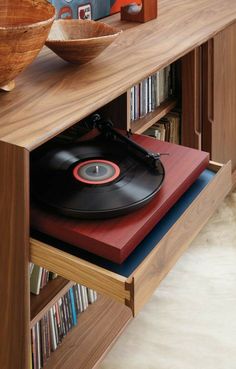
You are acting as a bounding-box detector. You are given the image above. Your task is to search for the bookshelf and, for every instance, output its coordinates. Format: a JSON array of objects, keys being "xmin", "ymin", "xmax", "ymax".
[
  {"xmin": 130, "ymin": 97, "xmax": 177, "ymax": 134},
  {"xmin": 44, "ymin": 296, "xmax": 131, "ymax": 369},
  {"xmin": 1, "ymin": 1, "xmax": 236, "ymax": 369},
  {"xmin": 30, "ymin": 277, "xmax": 73, "ymax": 328}
]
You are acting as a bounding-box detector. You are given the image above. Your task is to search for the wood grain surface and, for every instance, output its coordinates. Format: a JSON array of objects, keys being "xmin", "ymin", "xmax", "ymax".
[
  {"xmin": 131, "ymin": 98, "xmax": 177, "ymax": 134},
  {"xmin": 30, "ymin": 239, "xmax": 132, "ymax": 305},
  {"xmin": 0, "ymin": 142, "xmax": 30, "ymax": 369},
  {"xmin": 132, "ymin": 161, "xmax": 232, "ymax": 315},
  {"xmin": 181, "ymin": 48, "xmax": 202, "ymax": 149},
  {"xmin": 44, "ymin": 295, "xmax": 132, "ymax": 369},
  {"xmin": 202, "ymin": 22, "xmax": 236, "ymax": 172},
  {"xmin": 1, "ymin": 0, "xmax": 236, "ymax": 150}
]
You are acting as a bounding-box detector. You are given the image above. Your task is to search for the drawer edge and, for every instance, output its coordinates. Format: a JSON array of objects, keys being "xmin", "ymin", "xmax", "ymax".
[
  {"xmin": 30, "ymin": 238, "xmax": 132, "ymax": 305},
  {"xmin": 131, "ymin": 161, "xmax": 232, "ymax": 316}
]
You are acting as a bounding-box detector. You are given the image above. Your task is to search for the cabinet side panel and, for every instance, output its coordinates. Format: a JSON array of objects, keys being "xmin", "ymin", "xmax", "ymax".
[
  {"xmin": 203, "ymin": 22, "xmax": 236, "ymax": 171},
  {"xmin": 98, "ymin": 92, "xmax": 129, "ymax": 130},
  {"xmin": 181, "ymin": 48, "xmax": 202, "ymax": 149},
  {"xmin": 0, "ymin": 143, "xmax": 30, "ymax": 369}
]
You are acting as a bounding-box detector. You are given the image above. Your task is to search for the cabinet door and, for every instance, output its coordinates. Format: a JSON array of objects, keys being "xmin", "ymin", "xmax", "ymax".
[{"xmin": 202, "ymin": 22, "xmax": 236, "ymax": 172}]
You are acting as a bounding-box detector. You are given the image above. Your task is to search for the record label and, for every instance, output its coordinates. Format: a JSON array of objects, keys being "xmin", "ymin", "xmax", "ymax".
[{"xmin": 73, "ymin": 159, "xmax": 120, "ymax": 185}]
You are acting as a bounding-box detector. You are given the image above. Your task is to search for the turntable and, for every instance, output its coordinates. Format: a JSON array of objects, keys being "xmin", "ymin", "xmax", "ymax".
[
  {"xmin": 31, "ymin": 116, "xmax": 165, "ymax": 219},
  {"xmin": 31, "ymin": 115, "xmax": 209, "ymax": 264}
]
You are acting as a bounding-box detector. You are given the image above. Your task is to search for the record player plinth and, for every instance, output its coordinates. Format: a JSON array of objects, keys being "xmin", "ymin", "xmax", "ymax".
[{"xmin": 31, "ymin": 134, "xmax": 209, "ymax": 264}]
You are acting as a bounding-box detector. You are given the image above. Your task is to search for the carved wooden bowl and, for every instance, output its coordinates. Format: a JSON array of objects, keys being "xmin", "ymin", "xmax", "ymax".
[
  {"xmin": 46, "ymin": 19, "xmax": 122, "ymax": 64},
  {"xmin": 0, "ymin": 0, "xmax": 55, "ymax": 90}
]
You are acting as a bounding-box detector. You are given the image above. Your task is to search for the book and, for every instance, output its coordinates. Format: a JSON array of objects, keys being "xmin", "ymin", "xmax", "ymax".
[
  {"xmin": 130, "ymin": 86, "xmax": 135, "ymax": 121},
  {"xmin": 130, "ymin": 64, "xmax": 176, "ymax": 122},
  {"xmin": 30, "ymin": 265, "xmax": 43, "ymax": 295},
  {"xmin": 140, "ymin": 79, "xmax": 148, "ymax": 117},
  {"xmin": 134, "ymin": 84, "xmax": 140, "ymax": 120},
  {"xmin": 159, "ymin": 68, "xmax": 165, "ymax": 104},
  {"xmin": 69, "ymin": 288, "xmax": 77, "ymax": 326},
  {"xmin": 156, "ymin": 71, "xmax": 160, "ymax": 107},
  {"xmin": 148, "ymin": 76, "xmax": 152, "ymax": 113},
  {"xmin": 158, "ymin": 112, "xmax": 181, "ymax": 144},
  {"xmin": 151, "ymin": 74, "xmax": 157, "ymax": 111}
]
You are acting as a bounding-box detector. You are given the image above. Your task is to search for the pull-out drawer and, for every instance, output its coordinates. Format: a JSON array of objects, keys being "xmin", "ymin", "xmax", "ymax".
[{"xmin": 30, "ymin": 162, "xmax": 232, "ymax": 316}]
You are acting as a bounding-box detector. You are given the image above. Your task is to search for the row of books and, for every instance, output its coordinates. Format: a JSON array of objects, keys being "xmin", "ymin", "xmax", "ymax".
[
  {"xmin": 30, "ymin": 263, "xmax": 58, "ymax": 295},
  {"xmin": 130, "ymin": 64, "xmax": 176, "ymax": 121},
  {"xmin": 144, "ymin": 111, "xmax": 181, "ymax": 144},
  {"xmin": 31, "ymin": 283, "xmax": 98, "ymax": 369}
]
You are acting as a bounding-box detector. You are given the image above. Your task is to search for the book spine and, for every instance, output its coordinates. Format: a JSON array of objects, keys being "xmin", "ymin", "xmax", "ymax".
[
  {"xmin": 49, "ymin": 308, "xmax": 57, "ymax": 352},
  {"xmin": 36, "ymin": 321, "xmax": 42, "ymax": 369},
  {"xmin": 73, "ymin": 285, "xmax": 80, "ymax": 315},
  {"xmin": 134, "ymin": 84, "xmax": 140, "ymax": 120},
  {"xmin": 148, "ymin": 76, "xmax": 152, "ymax": 112},
  {"xmin": 78, "ymin": 285, "xmax": 84, "ymax": 312},
  {"xmin": 151, "ymin": 74, "xmax": 157, "ymax": 111},
  {"xmin": 156, "ymin": 71, "xmax": 160, "ymax": 107},
  {"xmin": 130, "ymin": 86, "xmax": 135, "ymax": 121},
  {"xmin": 140, "ymin": 79, "xmax": 148, "ymax": 117},
  {"xmin": 69, "ymin": 288, "xmax": 78, "ymax": 326},
  {"xmin": 159, "ymin": 69, "xmax": 165, "ymax": 104},
  {"xmin": 87, "ymin": 288, "xmax": 94, "ymax": 304},
  {"xmin": 31, "ymin": 326, "xmax": 37, "ymax": 369},
  {"xmin": 58, "ymin": 298, "xmax": 66, "ymax": 338}
]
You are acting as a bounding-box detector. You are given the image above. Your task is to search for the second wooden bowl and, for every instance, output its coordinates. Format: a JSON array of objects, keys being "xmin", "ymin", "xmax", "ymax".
[{"xmin": 46, "ymin": 20, "xmax": 122, "ymax": 64}]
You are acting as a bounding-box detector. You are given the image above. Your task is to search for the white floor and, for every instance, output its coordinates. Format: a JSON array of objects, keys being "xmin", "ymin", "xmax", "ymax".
[{"xmin": 100, "ymin": 190, "xmax": 236, "ymax": 369}]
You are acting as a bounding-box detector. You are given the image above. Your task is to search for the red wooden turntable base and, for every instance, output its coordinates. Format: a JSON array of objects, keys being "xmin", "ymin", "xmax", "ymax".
[{"xmin": 31, "ymin": 135, "xmax": 209, "ymax": 264}]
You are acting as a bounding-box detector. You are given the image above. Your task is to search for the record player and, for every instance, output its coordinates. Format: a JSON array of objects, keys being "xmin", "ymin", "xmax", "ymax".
[
  {"xmin": 31, "ymin": 114, "xmax": 209, "ymax": 264},
  {"xmin": 31, "ymin": 114, "xmax": 165, "ymax": 219}
]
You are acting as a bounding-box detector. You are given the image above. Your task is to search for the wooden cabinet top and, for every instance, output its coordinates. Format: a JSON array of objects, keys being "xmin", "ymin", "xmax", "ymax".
[{"xmin": 1, "ymin": 0, "xmax": 236, "ymax": 150}]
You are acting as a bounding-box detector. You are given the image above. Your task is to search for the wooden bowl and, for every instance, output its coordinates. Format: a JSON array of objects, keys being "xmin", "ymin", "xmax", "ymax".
[
  {"xmin": 45, "ymin": 19, "xmax": 122, "ymax": 64},
  {"xmin": 0, "ymin": 0, "xmax": 55, "ymax": 90}
]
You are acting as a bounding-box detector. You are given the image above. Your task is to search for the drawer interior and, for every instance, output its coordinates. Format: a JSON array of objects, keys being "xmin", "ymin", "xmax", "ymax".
[{"xmin": 31, "ymin": 162, "xmax": 232, "ymax": 316}]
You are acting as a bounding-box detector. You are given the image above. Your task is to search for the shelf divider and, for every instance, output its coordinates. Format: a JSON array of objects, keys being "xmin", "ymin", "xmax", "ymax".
[
  {"xmin": 30, "ymin": 276, "xmax": 73, "ymax": 328},
  {"xmin": 131, "ymin": 98, "xmax": 177, "ymax": 134}
]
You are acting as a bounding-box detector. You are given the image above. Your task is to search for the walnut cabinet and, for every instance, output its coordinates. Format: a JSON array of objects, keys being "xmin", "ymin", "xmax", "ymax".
[{"xmin": 1, "ymin": 1, "xmax": 236, "ymax": 369}]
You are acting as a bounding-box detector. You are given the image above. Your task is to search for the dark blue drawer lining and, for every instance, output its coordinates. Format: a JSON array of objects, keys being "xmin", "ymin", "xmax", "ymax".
[{"xmin": 32, "ymin": 169, "xmax": 215, "ymax": 278}]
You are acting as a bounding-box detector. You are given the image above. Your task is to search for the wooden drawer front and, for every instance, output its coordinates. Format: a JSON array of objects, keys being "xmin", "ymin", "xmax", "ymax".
[
  {"xmin": 131, "ymin": 161, "xmax": 231, "ymax": 315},
  {"xmin": 30, "ymin": 162, "xmax": 231, "ymax": 316},
  {"xmin": 31, "ymin": 239, "xmax": 132, "ymax": 305}
]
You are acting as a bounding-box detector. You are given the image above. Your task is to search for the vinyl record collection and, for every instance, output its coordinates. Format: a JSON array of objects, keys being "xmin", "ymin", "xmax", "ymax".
[
  {"xmin": 30, "ymin": 263, "xmax": 58, "ymax": 295},
  {"xmin": 31, "ymin": 282, "xmax": 98, "ymax": 369},
  {"xmin": 130, "ymin": 64, "xmax": 176, "ymax": 122}
]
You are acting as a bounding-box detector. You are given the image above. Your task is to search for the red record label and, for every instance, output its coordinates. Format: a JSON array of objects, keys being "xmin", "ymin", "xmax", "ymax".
[{"xmin": 73, "ymin": 159, "xmax": 120, "ymax": 185}]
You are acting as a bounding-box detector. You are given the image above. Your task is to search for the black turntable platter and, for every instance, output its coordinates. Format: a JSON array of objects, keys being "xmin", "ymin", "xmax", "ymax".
[{"xmin": 31, "ymin": 134, "xmax": 165, "ymax": 219}]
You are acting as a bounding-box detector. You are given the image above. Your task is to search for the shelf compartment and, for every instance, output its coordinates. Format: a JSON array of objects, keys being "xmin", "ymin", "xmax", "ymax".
[
  {"xmin": 130, "ymin": 98, "xmax": 177, "ymax": 134},
  {"xmin": 30, "ymin": 161, "xmax": 232, "ymax": 316},
  {"xmin": 30, "ymin": 277, "xmax": 73, "ymax": 328},
  {"xmin": 44, "ymin": 295, "xmax": 132, "ymax": 369}
]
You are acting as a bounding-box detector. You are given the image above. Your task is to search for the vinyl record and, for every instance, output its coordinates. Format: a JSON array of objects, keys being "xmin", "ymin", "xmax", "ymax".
[{"xmin": 31, "ymin": 136, "xmax": 165, "ymax": 219}]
